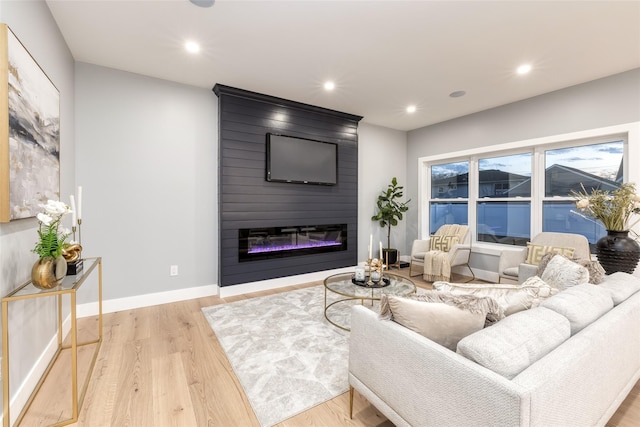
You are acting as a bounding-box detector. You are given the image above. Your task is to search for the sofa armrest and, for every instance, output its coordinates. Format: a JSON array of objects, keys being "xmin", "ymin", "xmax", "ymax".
[
  {"xmin": 449, "ymin": 243, "xmax": 471, "ymax": 266},
  {"xmin": 498, "ymin": 248, "xmax": 527, "ymax": 274},
  {"xmin": 518, "ymin": 263, "xmax": 539, "ymax": 284},
  {"xmin": 349, "ymin": 305, "xmax": 529, "ymax": 427}
]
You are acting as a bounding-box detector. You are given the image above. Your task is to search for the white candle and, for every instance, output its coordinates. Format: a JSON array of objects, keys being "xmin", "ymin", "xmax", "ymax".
[
  {"xmin": 77, "ymin": 186, "xmax": 82, "ymax": 220},
  {"xmin": 369, "ymin": 234, "xmax": 373, "ymax": 259},
  {"xmin": 70, "ymin": 195, "xmax": 77, "ymax": 226},
  {"xmin": 379, "ymin": 241, "xmax": 383, "ymax": 260}
]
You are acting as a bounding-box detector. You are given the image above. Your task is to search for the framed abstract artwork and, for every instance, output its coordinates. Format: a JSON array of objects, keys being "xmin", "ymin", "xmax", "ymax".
[{"xmin": 0, "ymin": 24, "xmax": 60, "ymax": 222}]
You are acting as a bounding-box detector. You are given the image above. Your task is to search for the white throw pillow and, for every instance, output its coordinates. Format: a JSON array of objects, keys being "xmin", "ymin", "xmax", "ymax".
[
  {"xmin": 379, "ymin": 292, "xmax": 502, "ymax": 351},
  {"xmin": 433, "ymin": 276, "xmax": 557, "ymax": 316},
  {"xmin": 540, "ymin": 255, "xmax": 589, "ymax": 290}
]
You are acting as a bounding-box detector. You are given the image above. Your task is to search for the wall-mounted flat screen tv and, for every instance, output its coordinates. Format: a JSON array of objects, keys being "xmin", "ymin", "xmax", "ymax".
[{"xmin": 266, "ymin": 133, "xmax": 338, "ymax": 185}]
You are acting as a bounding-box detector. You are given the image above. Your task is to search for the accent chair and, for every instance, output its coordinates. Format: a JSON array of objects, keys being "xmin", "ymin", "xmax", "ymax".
[
  {"xmin": 498, "ymin": 231, "xmax": 591, "ymax": 284},
  {"xmin": 409, "ymin": 224, "xmax": 474, "ymax": 282}
]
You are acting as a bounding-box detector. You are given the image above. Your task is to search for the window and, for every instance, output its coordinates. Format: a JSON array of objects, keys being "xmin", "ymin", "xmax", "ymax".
[
  {"xmin": 542, "ymin": 140, "xmax": 624, "ymax": 248},
  {"xmin": 423, "ymin": 135, "xmax": 627, "ymax": 250},
  {"xmin": 429, "ymin": 161, "xmax": 468, "ymax": 232},
  {"xmin": 477, "ymin": 153, "xmax": 532, "ymax": 244}
]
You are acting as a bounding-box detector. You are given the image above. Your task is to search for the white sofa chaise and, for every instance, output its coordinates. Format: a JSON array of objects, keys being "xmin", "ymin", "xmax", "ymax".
[{"xmin": 348, "ymin": 272, "xmax": 640, "ymax": 427}]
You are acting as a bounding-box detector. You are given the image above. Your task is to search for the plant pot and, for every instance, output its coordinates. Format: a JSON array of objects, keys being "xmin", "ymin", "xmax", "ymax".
[
  {"xmin": 383, "ymin": 248, "xmax": 398, "ymax": 265},
  {"xmin": 31, "ymin": 256, "xmax": 67, "ymax": 289},
  {"xmin": 596, "ymin": 230, "xmax": 640, "ymax": 275}
]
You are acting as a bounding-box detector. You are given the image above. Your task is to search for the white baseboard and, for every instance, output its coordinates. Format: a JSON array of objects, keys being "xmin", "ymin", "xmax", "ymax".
[
  {"xmin": 452, "ymin": 265, "xmax": 499, "ymax": 284},
  {"xmin": 218, "ymin": 267, "xmax": 354, "ymax": 298},
  {"xmin": 77, "ymin": 284, "xmax": 218, "ymax": 317}
]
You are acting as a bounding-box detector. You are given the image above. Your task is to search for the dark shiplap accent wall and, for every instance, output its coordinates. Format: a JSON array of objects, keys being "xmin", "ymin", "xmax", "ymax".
[{"xmin": 213, "ymin": 85, "xmax": 362, "ymax": 287}]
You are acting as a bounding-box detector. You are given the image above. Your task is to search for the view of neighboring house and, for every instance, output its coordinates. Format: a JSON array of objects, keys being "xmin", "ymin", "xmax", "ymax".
[{"xmin": 430, "ymin": 163, "xmax": 625, "ymax": 247}]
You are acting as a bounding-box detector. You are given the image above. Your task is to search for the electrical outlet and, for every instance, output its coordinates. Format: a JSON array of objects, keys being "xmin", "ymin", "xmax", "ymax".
[{"xmin": 170, "ymin": 265, "xmax": 178, "ymax": 276}]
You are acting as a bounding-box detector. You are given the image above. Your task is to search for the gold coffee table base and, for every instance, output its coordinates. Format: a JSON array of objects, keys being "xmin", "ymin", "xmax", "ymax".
[{"xmin": 323, "ymin": 272, "xmax": 415, "ymax": 331}]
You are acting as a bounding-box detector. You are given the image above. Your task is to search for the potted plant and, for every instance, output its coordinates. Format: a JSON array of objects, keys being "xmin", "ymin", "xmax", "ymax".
[
  {"xmin": 31, "ymin": 200, "xmax": 72, "ymax": 289},
  {"xmin": 371, "ymin": 177, "xmax": 410, "ymax": 265},
  {"xmin": 572, "ymin": 182, "xmax": 640, "ymax": 274}
]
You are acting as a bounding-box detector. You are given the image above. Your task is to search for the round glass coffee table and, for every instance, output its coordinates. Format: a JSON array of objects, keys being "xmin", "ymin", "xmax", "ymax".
[{"xmin": 324, "ymin": 272, "xmax": 416, "ymax": 331}]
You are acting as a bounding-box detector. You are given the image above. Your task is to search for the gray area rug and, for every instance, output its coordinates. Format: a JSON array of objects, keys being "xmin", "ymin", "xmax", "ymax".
[{"xmin": 202, "ymin": 285, "xmax": 361, "ymax": 427}]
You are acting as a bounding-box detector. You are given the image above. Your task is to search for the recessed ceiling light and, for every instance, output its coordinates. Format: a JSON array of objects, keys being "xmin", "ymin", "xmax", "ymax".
[
  {"xmin": 406, "ymin": 105, "xmax": 417, "ymax": 113},
  {"xmin": 185, "ymin": 41, "xmax": 201, "ymax": 54},
  {"xmin": 517, "ymin": 64, "xmax": 532, "ymax": 75},
  {"xmin": 449, "ymin": 90, "xmax": 466, "ymax": 98},
  {"xmin": 189, "ymin": 0, "xmax": 215, "ymax": 7},
  {"xmin": 324, "ymin": 81, "xmax": 335, "ymax": 91}
]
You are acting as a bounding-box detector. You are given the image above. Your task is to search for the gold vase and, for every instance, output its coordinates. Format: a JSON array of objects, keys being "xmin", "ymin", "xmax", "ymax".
[{"xmin": 31, "ymin": 256, "xmax": 68, "ymax": 289}]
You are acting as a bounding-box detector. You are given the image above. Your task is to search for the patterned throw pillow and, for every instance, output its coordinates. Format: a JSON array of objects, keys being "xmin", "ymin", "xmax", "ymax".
[
  {"xmin": 525, "ymin": 243, "xmax": 575, "ymax": 265},
  {"xmin": 430, "ymin": 235, "xmax": 459, "ymax": 252}
]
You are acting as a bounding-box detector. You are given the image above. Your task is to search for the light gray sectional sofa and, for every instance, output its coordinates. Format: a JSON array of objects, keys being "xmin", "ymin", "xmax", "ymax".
[{"xmin": 348, "ymin": 272, "xmax": 640, "ymax": 427}]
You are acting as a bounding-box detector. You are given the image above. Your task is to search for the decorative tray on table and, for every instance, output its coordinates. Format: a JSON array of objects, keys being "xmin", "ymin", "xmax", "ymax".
[{"xmin": 351, "ymin": 275, "xmax": 391, "ymax": 288}]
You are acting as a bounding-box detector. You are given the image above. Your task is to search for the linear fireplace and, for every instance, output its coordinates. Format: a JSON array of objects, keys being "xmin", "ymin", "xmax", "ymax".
[{"xmin": 239, "ymin": 224, "xmax": 347, "ymax": 262}]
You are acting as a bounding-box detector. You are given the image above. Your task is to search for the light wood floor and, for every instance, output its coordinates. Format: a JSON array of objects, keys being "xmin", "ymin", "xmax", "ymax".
[{"xmin": 15, "ymin": 270, "xmax": 640, "ymax": 426}]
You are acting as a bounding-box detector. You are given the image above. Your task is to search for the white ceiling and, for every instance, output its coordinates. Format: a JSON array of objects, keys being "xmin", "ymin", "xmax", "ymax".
[{"xmin": 45, "ymin": 0, "xmax": 640, "ymax": 131}]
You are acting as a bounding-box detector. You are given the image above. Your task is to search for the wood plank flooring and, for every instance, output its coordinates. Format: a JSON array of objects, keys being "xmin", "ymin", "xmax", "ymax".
[{"xmin": 15, "ymin": 270, "xmax": 640, "ymax": 426}]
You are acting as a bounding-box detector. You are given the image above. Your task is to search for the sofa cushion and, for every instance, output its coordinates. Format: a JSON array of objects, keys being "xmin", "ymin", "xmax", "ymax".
[
  {"xmin": 525, "ymin": 243, "xmax": 575, "ymax": 265},
  {"xmin": 456, "ymin": 307, "xmax": 571, "ymax": 379},
  {"xmin": 433, "ymin": 276, "xmax": 557, "ymax": 316},
  {"xmin": 540, "ymin": 284, "xmax": 613, "ymax": 334},
  {"xmin": 540, "ymin": 255, "xmax": 589, "ymax": 290},
  {"xmin": 598, "ymin": 272, "xmax": 640, "ymax": 305},
  {"xmin": 379, "ymin": 292, "xmax": 502, "ymax": 351}
]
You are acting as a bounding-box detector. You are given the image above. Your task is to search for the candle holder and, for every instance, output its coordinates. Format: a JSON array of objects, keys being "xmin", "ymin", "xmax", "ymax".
[
  {"xmin": 366, "ymin": 258, "xmax": 373, "ymax": 286},
  {"xmin": 64, "ymin": 219, "xmax": 84, "ymax": 275},
  {"xmin": 77, "ymin": 218, "xmax": 82, "ymax": 247}
]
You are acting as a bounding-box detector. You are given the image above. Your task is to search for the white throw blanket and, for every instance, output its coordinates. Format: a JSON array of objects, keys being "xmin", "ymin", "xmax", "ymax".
[{"xmin": 422, "ymin": 224, "xmax": 468, "ymax": 282}]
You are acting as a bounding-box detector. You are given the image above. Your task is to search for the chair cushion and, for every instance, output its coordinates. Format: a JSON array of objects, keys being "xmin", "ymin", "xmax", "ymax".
[
  {"xmin": 525, "ymin": 243, "xmax": 575, "ymax": 265},
  {"xmin": 379, "ymin": 292, "xmax": 502, "ymax": 351},
  {"xmin": 413, "ymin": 252, "xmax": 426, "ymax": 260},
  {"xmin": 502, "ymin": 267, "xmax": 519, "ymax": 278},
  {"xmin": 540, "ymin": 255, "xmax": 589, "ymax": 290},
  {"xmin": 430, "ymin": 235, "xmax": 459, "ymax": 252},
  {"xmin": 457, "ymin": 307, "xmax": 571, "ymax": 379},
  {"xmin": 540, "ymin": 284, "xmax": 613, "ymax": 334}
]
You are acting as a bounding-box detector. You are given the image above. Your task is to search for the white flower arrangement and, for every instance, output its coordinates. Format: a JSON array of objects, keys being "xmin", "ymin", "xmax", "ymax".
[{"xmin": 33, "ymin": 200, "xmax": 73, "ymax": 259}]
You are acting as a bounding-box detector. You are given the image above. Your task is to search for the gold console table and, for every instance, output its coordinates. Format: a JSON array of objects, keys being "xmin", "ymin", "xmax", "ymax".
[{"xmin": 2, "ymin": 257, "xmax": 103, "ymax": 427}]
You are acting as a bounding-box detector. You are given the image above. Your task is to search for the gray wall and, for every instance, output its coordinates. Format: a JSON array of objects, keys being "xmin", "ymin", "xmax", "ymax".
[
  {"xmin": 0, "ymin": 0, "xmax": 76, "ymax": 405},
  {"xmin": 406, "ymin": 68, "xmax": 640, "ymax": 273},
  {"xmin": 75, "ymin": 62, "xmax": 218, "ymax": 301}
]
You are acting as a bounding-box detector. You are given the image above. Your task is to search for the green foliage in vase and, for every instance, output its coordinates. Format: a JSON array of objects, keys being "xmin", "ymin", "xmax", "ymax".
[
  {"xmin": 371, "ymin": 177, "xmax": 411, "ymax": 249},
  {"xmin": 32, "ymin": 200, "xmax": 72, "ymax": 259}
]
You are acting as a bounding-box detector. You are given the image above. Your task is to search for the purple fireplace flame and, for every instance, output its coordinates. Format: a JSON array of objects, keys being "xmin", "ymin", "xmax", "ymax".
[
  {"xmin": 239, "ymin": 224, "xmax": 347, "ymax": 262},
  {"xmin": 248, "ymin": 239, "xmax": 342, "ymax": 254}
]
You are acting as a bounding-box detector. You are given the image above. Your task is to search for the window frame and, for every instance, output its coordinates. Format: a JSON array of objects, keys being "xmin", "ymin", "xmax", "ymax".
[{"xmin": 418, "ymin": 122, "xmax": 640, "ymax": 256}]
